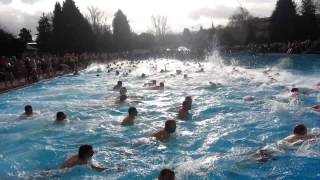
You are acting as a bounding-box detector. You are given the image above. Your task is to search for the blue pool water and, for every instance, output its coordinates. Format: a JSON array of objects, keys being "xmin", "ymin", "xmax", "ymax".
[{"xmin": 0, "ymin": 53, "xmax": 319, "ymax": 179}]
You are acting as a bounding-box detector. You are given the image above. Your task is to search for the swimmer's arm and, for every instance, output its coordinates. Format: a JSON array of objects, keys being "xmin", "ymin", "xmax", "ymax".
[
  {"xmin": 306, "ymin": 133, "xmax": 320, "ymax": 140},
  {"xmin": 90, "ymin": 164, "xmax": 108, "ymax": 172},
  {"xmin": 129, "ymin": 96, "xmax": 144, "ymax": 99}
]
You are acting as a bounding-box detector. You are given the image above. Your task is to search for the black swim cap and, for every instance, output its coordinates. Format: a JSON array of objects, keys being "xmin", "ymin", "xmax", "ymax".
[
  {"xmin": 78, "ymin": 144, "xmax": 94, "ymax": 160},
  {"xmin": 293, "ymin": 124, "xmax": 307, "ymax": 136},
  {"xmin": 159, "ymin": 169, "xmax": 175, "ymax": 180},
  {"xmin": 165, "ymin": 120, "xmax": 176, "ymax": 133}
]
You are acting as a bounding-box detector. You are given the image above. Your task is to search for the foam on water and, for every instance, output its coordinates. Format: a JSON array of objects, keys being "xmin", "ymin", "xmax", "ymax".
[{"xmin": 0, "ymin": 53, "xmax": 319, "ymax": 179}]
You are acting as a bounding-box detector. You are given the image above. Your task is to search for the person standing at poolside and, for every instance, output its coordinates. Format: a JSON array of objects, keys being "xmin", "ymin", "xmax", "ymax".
[
  {"xmin": 152, "ymin": 120, "xmax": 176, "ymax": 141},
  {"xmin": 121, "ymin": 107, "xmax": 138, "ymax": 126},
  {"xmin": 63, "ymin": 144, "xmax": 107, "ymax": 172}
]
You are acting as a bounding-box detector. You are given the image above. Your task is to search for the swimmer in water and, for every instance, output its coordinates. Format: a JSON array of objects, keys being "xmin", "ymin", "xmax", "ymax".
[
  {"xmin": 196, "ymin": 68, "xmax": 204, "ymax": 73},
  {"xmin": 176, "ymin": 70, "xmax": 182, "ymax": 75},
  {"xmin": 312, "ymin": 105, "xmax": 320, "ymax": 112},
  {"xmin": 56, "ymin": 112, "xmax": 67, "ymax": 123},
  {"xmin": 119, "ymin": 87, "xmax": 128, "ymax": 102},
  {"xmin": 158, "ymin": 169, "xmax": 175, "ymax": 180},
  {"xmin": 178, "ymin": 101, "xmax": 191, "ymax": 120},
  {"xmin": 115, "ymin": 70, "xmax": 120, "ymax": 76},
  {"xmin": 254, "ymin": 124, "xmax": 320, "ymax": 162},
  {"xmin": 185, "ymin": 96, "xmax": 192, "ymax": 108},
  {"xmin": 244, "ymin": 96, "xmax": 255, "ymax": 102},
  {"xmin": 151, "ymin": 82, "xmax": 164, "ymax": 90},
  {"xmin": 141, "ymin": 73, "xmax": 146, "ymax": 78},
  {"xmin": 63, "ymin": 144, "xmax": 107, "ymax": 172},
  {"xmin": 152, "ymin": 120, "xmax": 176, "ymax": 141},
  {"xmin": 144, "ymin": 80, "xmax": 157, "ymax": 87},
  {"xmin": 183, "ymin": 74, "xmax": 188, "ymax": 79},
  {"xmin": 113, "ymin": 81, "xmax": 123, "ymax": 91},
  {"xmin": 23, "ymin": 105, "xmax": 34, "ymax": 117},
  {"xmin": 121, "ymin": 107, "xmax": 138, "ymax": 126},
  {"xmin": 291, "ymin": 88, "xmax": 300, "ymax": 97},
  {"xmin": 283, "ymin": 124, "xmax": 320, "ymax": 144}
]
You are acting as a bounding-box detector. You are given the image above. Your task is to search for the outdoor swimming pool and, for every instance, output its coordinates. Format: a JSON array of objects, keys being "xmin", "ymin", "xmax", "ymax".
[{"xmin": 0, "ymin": 53, "xmax": 319, "ymax": 179}]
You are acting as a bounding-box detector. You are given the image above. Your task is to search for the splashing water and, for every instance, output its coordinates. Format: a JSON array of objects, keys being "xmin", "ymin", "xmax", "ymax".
[{"xmin": 0, "ymin": 54, "xmax": 319, "ymax": 179}]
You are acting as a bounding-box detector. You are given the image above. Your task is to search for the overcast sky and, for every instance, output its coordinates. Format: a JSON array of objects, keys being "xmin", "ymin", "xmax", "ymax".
[{"xmin": 0, "ymin": 0, "xmax": 277, "ymax": 36}]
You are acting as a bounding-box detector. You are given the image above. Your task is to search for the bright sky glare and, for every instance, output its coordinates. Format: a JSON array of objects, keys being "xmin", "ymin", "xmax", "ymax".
[{"xmin": 0, "ymin": 0, "xmax": 276, "ymax": 35}]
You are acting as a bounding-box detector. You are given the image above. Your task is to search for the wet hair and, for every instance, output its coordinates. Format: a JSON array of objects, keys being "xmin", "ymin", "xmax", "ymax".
[
  {"xmin": 152, "ymin": 80, "xmax": 157, "ymax": 84},
  {"xmin": 56, "ymin": 112, "xmax": 66, "ymax": 121},
  {"xmin": 165, "ymin": 120, "xmax": 176, "ymax": 133},
  {"xmin": 78, "ymin": 144, "xmax": 94, "ymax": 161},
  {"xmin": 291, "ymin": 88, "xmax": 299, "ymax": 93},
  {"xmin": 293, "ymin": 124, "xmax": 307, "ymax": 136},
  {"xmin": 25, "ymin": 105, "xmax": 33, "ymax": 113},
  {"xmin": 120, "ymin": 87, "xmax": 127, "ymax": 95},
  {"xmin": 158, "ymin": 169, "xmax": 175, "ymax": 180},
  {"xmin": 117, "ymin": 81, "xmax": 122, "ymax": 85},
  {"xmin": 160, "ymin": 82, "xmax": 164, "ymax": 87},
  {"xmin": 128, "ymin": 107, "xmax": 138, "ymax": 115},
  {"xmin": 185, "ymin": 96, "xmax": 192, "ymax": 102}
]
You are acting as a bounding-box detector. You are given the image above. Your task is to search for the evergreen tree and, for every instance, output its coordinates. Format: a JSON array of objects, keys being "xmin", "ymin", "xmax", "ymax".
[
  {"xmin": 0, "ymin": 29, "xmax": 24, "ymax": 57},
  {"xmin": 300, "ymin": 0, "xmax": 318, "ymax": 40},
  {"xmin": 52, "ymin": 2, "xmax": 63, "ymax": 54},
  {"xmin": 60, "ymin": 0, "xmax": 93, "ymax": 53},
  {"xmin": 270, "ymin": 0, "xmax": 298, "ymax": 42},
  {"xmin": 112, "ymin": 10, "xmax": 131, "ymax": 51},
  {"xmin": 36, "ymin": 13, "xmax": 52, "ymax": 53},
  {"xmin": 18, "ymin": 28, "xmax": 32, "ymax": 45}
]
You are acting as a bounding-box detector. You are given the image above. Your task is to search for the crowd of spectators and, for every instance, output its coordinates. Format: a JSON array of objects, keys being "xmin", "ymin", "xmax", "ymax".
[
  {"xmin": 220, "ymin": 40, "xmax": 320, "ymax": 54},
  {"xmin": 0, "ymin": 53, "xmax": 91, "ymax": 89}
]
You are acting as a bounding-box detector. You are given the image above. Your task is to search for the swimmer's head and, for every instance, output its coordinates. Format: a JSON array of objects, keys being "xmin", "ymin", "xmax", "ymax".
[
  {"xmin": 78, "ymin": 144, "xmax": 94, "ymax": 161},
  {"xmin": 24, "ymin": 105, "xmax": 33, "ymax": 116},
  {"xmin": 141, "ymin": 73, "xmax": 146, "ymax": 77},
  {"xmin": 160, "ymin": 82, "xmax": 164, "ymax": 88},
  {"xmin": 128, "ymin": 107, "xmax": 138, "ymax": 116},
  {"xmin": 120, "ymin": 87, "xmax": 127, "ymax": 95},
  {"xmin": 117, "ymin": 81, "xmax": 122, "ymax": 86},
  {"xmin": 293, "ymin": 124, "xmax": 307, "ymax": 136},
  {"xmin": 291, "ymin": 88, "xmax": 299, "ymax": 93},
  {"xmin": 56, "ymin": 112, "xmax": 66, "ymax": 122},
  {"xmin": 165, "ymin": 120, "xmax": 176, "ymax": 133},
  {"xmin": 158, "ymin": 169, "xmax": 175, "ymax": 180},
  {"xmin": 152, "ymin": 80, "xmax": 157, "ymax": 85},
  {"xmin": 185, "ymin": 96, "xmax": 192, "ymax": 103},
  {"xmin": 184, "ymin": 74, "xmax": 188, "ymax": 78}
]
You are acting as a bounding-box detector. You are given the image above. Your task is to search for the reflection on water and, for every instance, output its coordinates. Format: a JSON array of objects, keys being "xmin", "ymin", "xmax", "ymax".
[{"xmin": 0, "ymin": 53, "xmax": 319, "ymax": 179}]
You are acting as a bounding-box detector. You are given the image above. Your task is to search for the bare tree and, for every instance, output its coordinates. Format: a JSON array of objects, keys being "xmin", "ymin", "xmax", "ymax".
[
  {"xmin": 228, "ymin": 6, "xmax": 253, "ymax": 27},
  {"xmin": 87, "ymin": 6, "xmax": 107, "ymax": 33},
  {"xmin": 151, "ymin": 15, "xmax": 168, "ymax": 41}
]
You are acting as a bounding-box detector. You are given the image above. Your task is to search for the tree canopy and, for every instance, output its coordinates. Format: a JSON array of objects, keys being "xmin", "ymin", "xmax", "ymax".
[{"xmin": 112, "ymin": 10, "xmax": 131, "ymax": 51}]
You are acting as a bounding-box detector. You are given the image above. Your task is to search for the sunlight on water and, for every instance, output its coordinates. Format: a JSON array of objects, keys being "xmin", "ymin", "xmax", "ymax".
[{"xmin": 0, "ymin": 53, "xmax": 319, "ymax": 179}]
